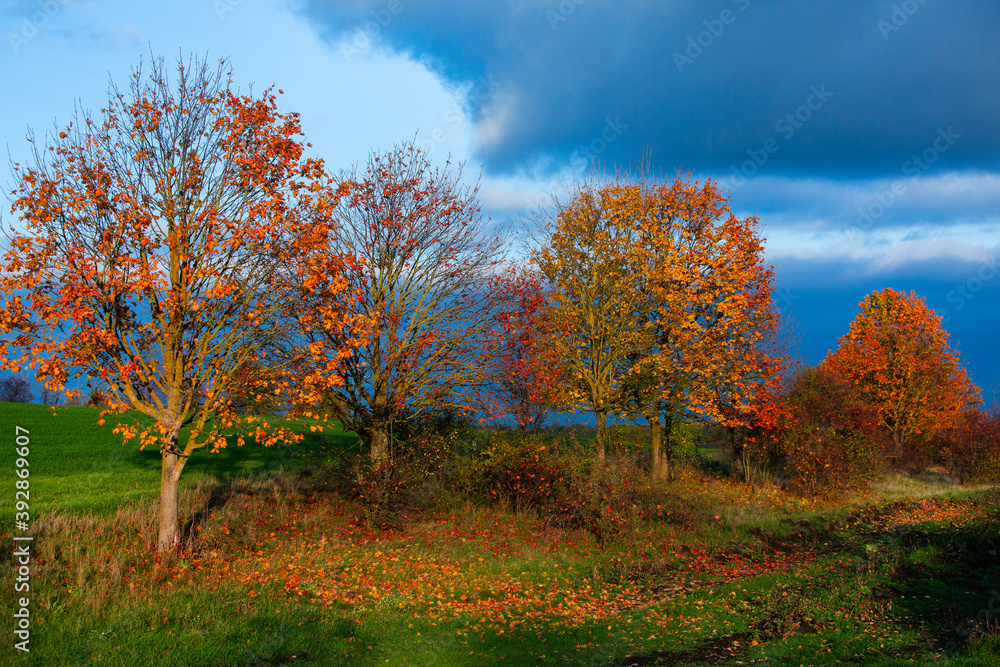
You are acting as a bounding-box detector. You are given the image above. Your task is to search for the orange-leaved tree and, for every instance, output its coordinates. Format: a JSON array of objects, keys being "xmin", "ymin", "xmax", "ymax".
[
  {"xmin": 822, "ymin": 288, "xmax": 980, "ymax": 462},
  {"xmin": 699, "ymin": 248, "xmax": 794, "ymax": 484},
  {"xmin": 615, "ymin": 176, "xmax": 780, "ymax": 480},
  {"xmin": 708, "ymin": 305, "xmax": 794, "ymax": 485},
  {"xmin": 532, "ymin": 177, "xmax": 652, "ymax": 461},
  {"xmin": 482, "ymin": 266, "xmax": 564, "ymax": 432},
  {"xmin": 305, "ymin": 143, "xmax": 506, "ymax": 463},
  {"xmin": 0, "ymin": 55, "xmax": 364, "ymax": 551}
]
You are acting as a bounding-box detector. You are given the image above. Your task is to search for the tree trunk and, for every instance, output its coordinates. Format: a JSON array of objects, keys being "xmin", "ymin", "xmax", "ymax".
[
  {"xmin": 595, "ymin": 409, "xmax": 607, "ymax": 463},
  {"xmin": 370, "ymin": 425, "xmax": 390, "ymax": 464},
  {"xmin": 661, "ymin": 411, "xmax": 674, "ymax": 481},
  {"xmin": 893, "ymin": 428, "xmax": 905, "ymax": 468},
  {"xmin": 729, "ymin": 426, "xmax": 751, "ymax": 484},
  {"xmin": 157, "ymin": 449, "xmax": 186, "ymax": 553},
  {"xmin": 649, "ymin": 414, "xmax": 662, "ymax": 480}
]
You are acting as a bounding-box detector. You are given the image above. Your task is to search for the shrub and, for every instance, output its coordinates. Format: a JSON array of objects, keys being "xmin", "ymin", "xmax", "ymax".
[
  {"xmin": 340, "ymin": 418, "xmax": 720, "ymax": 541},
  {"xmin": 606, "ymin": 424, "xmax": 649, "ymax": 456},
  {"xmin": 474, "ymin": 432, "xmax": 581, "ymax": 517},
  {"xmin": 933, "ymin": 407, "xmax": 1000, "ymax": 484},
  {"xmin": 471, "ymin": 431, "xmax": 703, "ymax": 541},
  {"xmin": 775, "ymin": 367, "xmax": 883, "ymax": 495},
  {"xmin": 730, "ymin": 429, "xmax": 782, "ymax": 486},
  {"xmin": 340, "ymin": 409, "xmax": 489, "ymax": 527},
  {"xmin": 572, "ymin": 455, "xmax": 696, "ymax": 541}
]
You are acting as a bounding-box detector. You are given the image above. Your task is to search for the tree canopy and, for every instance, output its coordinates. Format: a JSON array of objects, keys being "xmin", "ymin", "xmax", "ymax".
[
  {"xmin": 823, "ymin": 288, "xmax": 980, "ymax": 459},
  {"xmin": 0, "ymin": 55, "xmax": 364, "ymax": 550},
  {"xmin": 304, "ymin": 143, "xmax": 505, "ymax": 463}
]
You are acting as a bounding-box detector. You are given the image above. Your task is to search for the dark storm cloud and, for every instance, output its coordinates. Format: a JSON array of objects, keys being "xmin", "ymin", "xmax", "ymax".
[
  {"xmin": 300, "ymin": 0, "xmax": 1000, "ymax": 178},
  {"xmin": 299, "ymin": 0, "xmax": 1000, "ymax": 389}
]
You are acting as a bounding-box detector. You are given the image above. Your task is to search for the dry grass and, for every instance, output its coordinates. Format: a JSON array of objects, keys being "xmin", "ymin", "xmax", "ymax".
[{"xmin": 869, "ymin": 467, "xmax": 996, "ymax": 501}]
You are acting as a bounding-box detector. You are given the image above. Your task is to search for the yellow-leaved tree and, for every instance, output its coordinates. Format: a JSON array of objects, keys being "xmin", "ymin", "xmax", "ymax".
[
  {"xmin": 536, "ymin": 173, "xmax": 781, "ymax": 478},
  {"xmin": 532, "ymin": 177, "xmax": 652, "ymax": 461}
]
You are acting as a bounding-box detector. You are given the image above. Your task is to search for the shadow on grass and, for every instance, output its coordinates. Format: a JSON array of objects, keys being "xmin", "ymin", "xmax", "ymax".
[
  {"xmin": 140, "ymin": 420, "xmax": 362, "ymax": 482},
  {"xmin": 883, "ymin": 508, "xmax": 1000, "ymax": 657},
  {"xmin": 608, "ymin": 632, "xmax": 755, "ymax": 666},
  {"xmin": 172, "ymin": 426, "xmax": 363, "ymax": 548}
]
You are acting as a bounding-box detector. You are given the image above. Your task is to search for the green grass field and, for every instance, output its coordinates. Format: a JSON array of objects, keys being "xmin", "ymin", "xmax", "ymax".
[
  {"xmin": 1, "ymin": 402, "xmax": 998, "ymax": 665},
  {"xmin": 0, "ymin": 402, "xmax": 359, "ymax": 515}
]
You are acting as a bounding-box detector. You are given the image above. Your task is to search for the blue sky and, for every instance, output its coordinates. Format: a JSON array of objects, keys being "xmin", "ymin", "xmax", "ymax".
[{"xmin": 1, "ymin": 0, "xmax": 998, "ymax": 398}]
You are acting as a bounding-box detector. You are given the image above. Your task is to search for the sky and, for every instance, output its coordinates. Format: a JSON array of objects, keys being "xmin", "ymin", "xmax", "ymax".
[{"xmin": 1, "ymin": 0, "xmax": 998, "ymax": 399}]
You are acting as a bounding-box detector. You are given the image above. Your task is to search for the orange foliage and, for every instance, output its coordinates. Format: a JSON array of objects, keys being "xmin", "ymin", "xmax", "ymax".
[
  {"xmin": 534, "ymin": 173, "xmax": 782, "ymax": 472},
  {"xmin": 0, "ymin": 55, "xmax": 365, "ymax": 550},
  {"xmin": 822, "ymin": 288, "xmax": 980, "ymax": 459},
  {"xmin": 634, "ymin": 177, "xmax": 783, "ymax": 479}
]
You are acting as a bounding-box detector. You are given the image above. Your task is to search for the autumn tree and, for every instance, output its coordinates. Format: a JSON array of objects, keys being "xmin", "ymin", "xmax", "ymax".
[
  {"xmin": 707, "ymin": 290, "xmax": 796, "ymax": 485},
  {"xmin": 823, "ymin": 288, "xmax": 980, "ymax": 462},
  {"xmin": 0, "ymin": 55, "xmax": 362, "ymax": 551},
  {"xmin": 542, "ymin": 174, "xmax": 779, "ymax": 477},
  {"xmin": 623, "ymin": 177, "xmax": 779, "ymax": 480},
  {"xmin": 707, "ymin": 313, "xmax": 793, "ymax": 485},
  {"xmin": 305, "ymin": 143, "xmax": 505, "ymax": 463},
  {"xmin": 776, "ymin": 366, "xmax": 883, "ymax": 495},
  {"xmin": 482, "ymin": 266, "xmax": 564, "ymax": 432},
  {"xmin": 934, "ymin": 404, "xmax": 1000, "ymax": 484},
  {"xmin": 532, "ymin": 178, "xmax": 652, "ymax": 461}
]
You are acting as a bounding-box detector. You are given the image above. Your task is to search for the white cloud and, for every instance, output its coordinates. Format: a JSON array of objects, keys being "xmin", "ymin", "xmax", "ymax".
[
  {"xmin": 474, "ymin": 87, "xmax": 521, "ymax": 155},
  {"xmin": 0, "ymin": 0, "xmax": 474, "ymax": 173},
  {"xmin": 764, "ymin": 222, "xmax": 1000, "ymax": 273}
]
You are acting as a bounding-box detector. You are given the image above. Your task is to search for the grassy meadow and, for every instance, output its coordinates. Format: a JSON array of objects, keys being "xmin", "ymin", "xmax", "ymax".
[{"xmin": 1, "ymin": 402, "xmax": 998, "ymax": 665}]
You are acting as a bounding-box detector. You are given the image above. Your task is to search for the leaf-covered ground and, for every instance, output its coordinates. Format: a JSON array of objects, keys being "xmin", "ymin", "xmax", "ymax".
[
  {"xmin": 2, "ymin": 403, "xmax": 997, "ymax": 665},
  {"xmin": 5, "ymin": 478, "xmax": 998, "ymax": 665}
]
